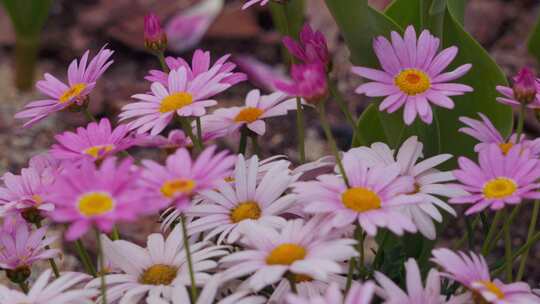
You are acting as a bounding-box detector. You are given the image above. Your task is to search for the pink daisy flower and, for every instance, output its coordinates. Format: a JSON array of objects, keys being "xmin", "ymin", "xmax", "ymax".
[
  {"xmin": 0, "ymin": 269, "xmax": 97, "ymax": 304},
  {"xmin": 242, "ymin": 0, "xmax": 269, "ymax": 9},
  {"xmin": 51, "ymin": 118, "xmax": 136, "ymax": 163},
  {"xmin": 283, "ymin": 23, "xmax": 330, "ymax": 68},
  {"xmin": 186, "ymin": 154, "xmax": 297, "ymax": 244},
  {"xmin": 0, "ymin": 221, "xmax": 60, "ymax": 270},
  {"xmin": 375, "ymin": 258, "xmax": 470, "ymax": 304},
  {"xmin": 496, "ymin": 67, "xmax": 540, "ymax": 108},
  {"xmin": 285, "ymin": 281, "xmax": 376, "ymax": 304},
  {"xmin": 15, "ymin": 46, "xmax": 114, "ymax": 127},
  {"xmin": 136, "ymin": 129, "xmax": 190, "ymax": 150},
  {"xmin": 121, "ymin": 66, "xmax": 227, "ymax": 136},
  {"xmin": 146, "ymin": 50, "xmax": 246, "ymax": 87},
  {"xmin": 46, "ymin": 158, "xmax": 148, "ymax": 240},
  {"xmin": 432, "ymin": 248, "xmax": 540, "ymax": 304},
  {"xmin": 294, "ymin": 152, "xmax": 420, "ymax": 236},
  {"xmin": 220, "ymin": 218, "xmax": 357, "ymax": 292},
  {"xmin": 139, "ymin": 146, "xmax": 235, "ymax": 212},
  {"xmin": 459, "ymin": 113, "xmax": 540, "ymax": 155},
  {"xmin": 0, "ymin": 167, "xmax": 55, "ymax": 218},
  {"xmin": 451, "ymin": 144, "xmax": 540, "ymax": 214},
  {"xmin": 352, "ymin": 25, "xmax": 473, "ymax": 125},
  {"xmin": 200, "ymin": 89, "xmax": 298, "ymax": 136}
]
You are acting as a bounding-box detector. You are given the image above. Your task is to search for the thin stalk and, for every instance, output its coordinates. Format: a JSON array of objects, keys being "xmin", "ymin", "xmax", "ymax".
[
  {"xmin": 465, "ymin": 216, "xmax": 475, "ymax": 250},
  {"xmin": 196, "ymin": 117, "xmax": 204, "ymax": 149},
  {"xmin": 491, "ymin": 205, "xmax": 521, "ymax": 252},
  {"xmin": 516, "ymin": 200, "xmax": 540, "ymax": 280},
  {"xmin": 251, "ymin": 133, "xmax": 259, "ymax": 156},
  {"xmin": 329, "ymin": 80, "xmax": 356, "ymax": 130},
  {"xmin": 345, "ymin": 258, "xmax": 356, "ymax": 291},
  {"xmin": 111, "ymin": 226, "xmax": 120, "ymax": 241},
  {"xmin": 317, "ymin": 103, "xmax": 350, "ymax": 187},
  {"xmin": 95, "ymin": 229, "xmax": 108, "ymax": 304},
  {"xmin": 515, "ymin": 103, "xmax": 526, "ymax": 143},
  {"xmin": 482, "ymin": 211, "xmax": 503, "ymax": 256},
  {"xmin": 454, "ymin": 216, "xmax": 480, "ymax": 249},
  {"xmin": 181, "ymin": 215, "xmax": 198, "ymax": 302},
  {"xmin": 18, "ymin": 281, "xmax": 29, "ymax": 294},
  {"xmin": 355, "ymin": 227, "xmax": 365, "ymax": 277},
  {"xmin": 287, "ymin": 274, "xmax": 298, "ymax": 294},
  {"xmin": 82, "ymin": 107, "xmax": 97, "ymax": 122},
  {"xmin": 503, "ymin": 210, "xmax": 513, "ymax": 281},
  {"xmin": 74, "ymin": 239, "xmax": 97, "ymax": 277},
  {"xmin": 156, "ymin": 52, "xmax": 168, "ymax": 72},
  {"xmin": 295, "ymin": 98, "xmax": 306, "ymax": 163},
  {"xmin": 238, "ymin": 127, "xmax": 249, "ymax": 155},
  {"xmin": 179, "ymin": 117, "xmax": 202, "ymax": 152},
  {"xmin": 492, "ymin": 231, "xmax": 540, "ymax": 277},
  {"xmin": 35, "ymin": 221, "xmax": 60, "ymax": 278}
]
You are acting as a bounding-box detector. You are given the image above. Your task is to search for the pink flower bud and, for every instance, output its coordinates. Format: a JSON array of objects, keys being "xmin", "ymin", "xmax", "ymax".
[
  {"xmin": 275, "ymin": 63, "xmax": 328, "ymax": 104},
  {"xmin": 282, "ymin": 23, "xmax": 331, "ymax": 70},
  {"xmin": 144, "ymin": 13, "xmax": 167, "ymax": 52},
  {"xmin": 512, "ymin": 67, "xmax": 537, "ymax": 104}
]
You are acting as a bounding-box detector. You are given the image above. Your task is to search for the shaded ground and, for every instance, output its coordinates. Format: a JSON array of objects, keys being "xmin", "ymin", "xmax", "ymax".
[{"xmin": 0, "ymin": 0, "xmax": 539, "ymax": 285}]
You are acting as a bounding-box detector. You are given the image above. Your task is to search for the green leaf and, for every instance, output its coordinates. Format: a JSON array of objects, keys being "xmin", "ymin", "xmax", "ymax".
[
  {"xmin": 447, "ymin": 0, "xmax": 466, "ymax": 25},
  {"xmin": 1, "ymin": 0, "xmax": 52, "ymax": 37},
  {"xmin": 528, "ymin": 11, "xmax": 540, "ymax": 62},
  {"xmin": 269, "ymin": 0, "xmax": 305, "ymax": 38}
]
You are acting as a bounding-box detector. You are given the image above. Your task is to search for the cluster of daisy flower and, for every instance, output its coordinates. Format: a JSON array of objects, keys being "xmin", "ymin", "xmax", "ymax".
[{"xmin": 2, "ymin": 3, "xmax": 540, "ymax": 304}]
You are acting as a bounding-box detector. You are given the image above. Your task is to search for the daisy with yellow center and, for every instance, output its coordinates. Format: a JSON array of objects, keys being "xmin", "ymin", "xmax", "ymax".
[
  {"xmin": 353, "ymin": 25, "xmax": 473, "ymax": 125},
  {"xmin": 58, "ymin": 83, "xmax": 87, "ymax": 103},
  {"xmin": 185, "ymin": 155, "xmax": 296, "ymax": 244},
  {"xmin": 199, "ymin": 89, "xmax": 298, "ymax": 137},
  {"xmin": 451, "ymin": 144, "xmax": 540, "ymax": 215},
  {"xmin": 88, "ymin": 225, "xmax": 228, "ymax": 303},
  {"xmin": 220, "ymin": 218, "xmax": 358, "ymax": 292}
]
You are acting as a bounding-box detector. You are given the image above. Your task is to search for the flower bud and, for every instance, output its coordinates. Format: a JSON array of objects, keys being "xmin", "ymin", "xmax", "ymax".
[
  {"xmin": 144, "ymin": 13, "xmax": 167, "ymax": 52},
  {"xmin": 275, "ymin": 63, "xmax": 328, "ymax": 104},
  {"xmin": 283, "ymin": 23, "xmax": 331, "ymax": 70},
  {"xmin": 512, "ymin": 67, "xmax": 537, "ymax": 104}
]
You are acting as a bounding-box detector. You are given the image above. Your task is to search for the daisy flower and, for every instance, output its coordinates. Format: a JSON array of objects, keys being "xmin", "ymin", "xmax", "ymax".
[
  {"xmin": 348, "ymin": 136, "xmax": 464, "ymax": 239},
  {"xmin": 451, "ymin": 144, "xmax": 540, "ymax": 214},
  {"xmin": 375, "ymin": 258, "xmax": 470, "ymax": 304},
  {"xmin": 46, "ymin": 157, "xmax": 149, "ymax": 240},
  {"xmin": 186, "ymin": 154, "xmax": 297, "ymax": 244},
  {"xmin": 496, "ymin": 67, "xmax": 540, "ymax": 108},
  {"xmin": 0, "ymin": 221, "xmax": 59, "ymax": 270},
  {"xmin": 145, "ymin": 49, "xmax": 246, "ymax": 88},
  {"xmin": 285, "ymin": 281, "xmax": 376, "ymax": 304},
  {"xmin": 220, "ymin": 218, "xmax": 358, "ymax": 292},
  {"xmin": 459, "ymin": 113, "xmax": 540, "ymax": 155},
  {"xmin": 0, "ymin": 167, "xmax": 55, "ymax": 219},
  {"xmin": 0, "ymin": 270, "xmax": 97, "ymax": 304},
  {"xmin": 294, "ymin": 152, "xmax": 419, "ymax": 236},
  {"xmin": 28, "ymin": 153, "xmax": 63, "ymax": 183},
  {"xmin": 242, "ymin": 0, "xmax": 269, "ymax": 9},
  {"xmin": 121, "ymin": 66, "xmax": 227, "ymax": 136},
  {"xmin": 51, "ymin": 118, "xmax": 136, "ymax": 163},
  {"xmin": 140, "ymin": 145, "xmax": 235, "ymax": 212},
  {"xmin": 200, "ymin": 89, "xmax": 298, "ymax": 136},
  {"xmin": 15, "ymin": 46, "xmax": 114, "ymax": 127},
  {"xmin": 432, "ymin": 248, "xmax": 540, "ymax": 304},
  {"xmin": 87, "ymin": 225, "xmax": 228, "ymax": 303},
  {"xmin": 352, "ymin": 25, "xmax": 473, "ymax": 125}
]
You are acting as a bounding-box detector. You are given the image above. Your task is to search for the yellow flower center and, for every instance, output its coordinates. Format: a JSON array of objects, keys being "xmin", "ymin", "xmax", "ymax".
[
  {"xmin": 499, "ymin": 142, "xmax": 513, "ymax": 155},
  {"xmin": 77, "ymin": 192, "xmax": 115, "ymax": 217},
  {"xmin": 83, "ymin": 144, "xmax": 115, "ymax": 159},
  {"xmin": 483, "ymin": 177, "xmax": 517, "ymax": 199},
  {"xmin": 159, "ymin": 92, "xmax": 193, "ymax": 113},
  {"xmin": 160, "ymin": 178, "xmax": 196, "ymax": 198},
  {"xmin": 139, "ymin": 264, "xmax": 178, "ymax": 285},
  {"xmin": 224, "ymin": 176, "xmax": 235, "ymax": 183},
  {"xmin": 394, "ymin": 69, "xmax": 431, "ymax": 95},
  {"xmin": 266, "ymin": 243, "xmax": 307, "ymax": 265},
  {"xmin": 341, "ymin": 187, "xmax": 381, "ymax": 213},
  {"xmin": 230, "ymin": 201, "xmax": 262, "ymax": 223},
  {"xmin": 472, "ymin": 280, "xmax": 505, "ymax": 303},
  {"xmin": 31, "ymin": 195, "xmax": 44, "ymax": 204},
  {"xmin": 234, "ymin": 107, "xmax": 264, "ymax": 123},
  {"xmin": 59, "ymin": 83, "xmax": 87, "ymax": 103}
]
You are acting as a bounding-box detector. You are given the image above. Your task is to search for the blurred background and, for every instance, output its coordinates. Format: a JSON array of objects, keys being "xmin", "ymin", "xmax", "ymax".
[{"xmin": 0, "ymin": 0, "xmax": 539, "ymax": 283}]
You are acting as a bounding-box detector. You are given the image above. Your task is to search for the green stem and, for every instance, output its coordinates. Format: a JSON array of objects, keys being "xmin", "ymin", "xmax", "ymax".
[
  {"xmin": 491, "ymin": 205, "xmax": 521, "ymax": 252},
  {"xmin": 178, "ymin": 117, "xmax": 202, "ymax": 152},
  {"xmin": 515, "ymin": 103, "xmax": 526, "ymax": 143},
  {"xmin": 465, "ymin": 216, "xmax": 474, "ymax": 250},
  {"xmin": 492, "ymin": 231, "xmax": 540, "ymax": 276},
  {"xmin": 516, "ymin": 200, "xmax": 540, "ymax": 280},
  {"xmin": 503, "ymin": 210, "xmax": 513, "ymax": 281},
  {"xmin": 82, "ymin": 107, "xmax": 97, "ymax": 122},
  {"xmin": 251, "ymin": 133, "xmax": 259, "ymax": 156},
  {"xmin": 111, "ymin": 226, "xmax": 120, "ymax": 241},
  {"xmin": 329, "ymin": 80, "xmax": 356, "ymax": 130},
  {"xmin": 14, "ymin": 36, "xmax": 39, "ymax": 91},
  {"xmin": 95, "ymin": 229, "xmax": 108, "ymax": 304},
  {"xmin": 287, "ymin": 274, "xmax": 298, "ymax": 294},
  {"xmin": 196, "ymin": 117, "xmax": 204, "ymax": 149},
  {"xmin": 317, "ymin": 103, "xmax": 350, "ymax": 187},
  {"xmin": 295, "ymin": 98, "xmax": 306, "ymax": 163},
  {"xmin": 455, "ymin": 216, "xmax": 480, "ymax": 249},
  {"xmin": 181, "ymin": 215, "xmax": 198, "ymax": 302},
  {"xmin": 238, "ymin": 127, "xmax": 249, "ymax": 155},
  {"xmin": 35, "ymin": 221, "xmax": 60, "ymax": 278},
  {"xmin": 345, "ymin": 258, "xmax": 356, "ymax": 292},
  {"xmin": 482, "ymin": 211, "xmax": 503, "ymax": 256},
  {"xmin": 156, "ymin": 51, "xmax": 168, "ymax": 72},
  {"xmin": 74, "ymin": 239, "xmax": 96, "ymax": 277},
  {"xmin": 355, "ymin": 226, "xmax": 365, "ymax": 278},
  {"xmin": 17, "ymin": 281, "xmax": 29, "ymax": 294}
]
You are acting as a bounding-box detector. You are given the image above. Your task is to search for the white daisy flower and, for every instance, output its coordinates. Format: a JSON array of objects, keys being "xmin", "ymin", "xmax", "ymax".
[
  {"xmin": 185, "ymin": 154, "xmax": 299, "ymax": 244},
  {"xmin": 348, "ymin": 136, "xmax": 466, "ymax": 239},
  {"xmin": 220, "ymin": 218, "xmax": 358, "ymax": 292},
  {"xmin": 87, "ymin": 225, "xmax": 228, "ymax": 303},
  {"xmin": 0, "ymin": 270, "xmax": 96, "ymax": 304}
]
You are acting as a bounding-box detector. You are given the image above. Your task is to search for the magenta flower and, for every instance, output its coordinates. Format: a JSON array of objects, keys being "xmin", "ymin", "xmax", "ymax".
[
  {"xmin": 0, "ymin": 221, "xmax": 59, "ymax": 270},
  {"xmin": 283, "ymin": 23, "xmax": 330, "ymax": 68},
  {"xmin": 47, "ymin": 158, "xmax": 148, "ymax": 240},
  {"xmin": 496, "ymin": 67, "xmax": 540, "ymax": 108},
  {"xmin": 432, "ymin": 248, "xmax": 540, "ymax": 303},
  {"xmin": 352, "ymin": 25, "xmax": 472, "ymax": 125},
  {"xmin": 276, "ymin": 63, "xmax": 328, "ymax": 103},
  {"xmin": 144, "ymin": 12, "xmax": 167, "ymax": 51},
  {"xmin": 145, "ymin": 49, "xmax": 246, "ymax": 88},
  {"xmin": 136, "ymin": 129, "xmax": 190, "ymax": 150},
  {"xmin": 242, "ymin": 0, "xmax": 269, "ymax": 9},
  {"xmin": 15, "ymin": 46, "xmax": 114, "ymax": 127},
  {"xmin": 459, "ymin": 113, "xmax": 540, "ymax": 155},
  {"xmin": 139, "ymin": 146, "xmax": 235, "ymax": 211},
  {"xmin": 51, "ymin": 118, "xmax": 136, "ymax": 163},
  {"xmin": 451, "ymin": 144, "xmax": 540, "ymax": 214}
]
